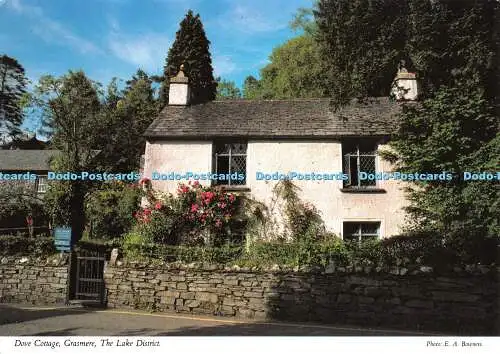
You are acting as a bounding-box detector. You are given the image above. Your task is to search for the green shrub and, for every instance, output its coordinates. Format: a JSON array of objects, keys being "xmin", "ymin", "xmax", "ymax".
[
  {"xmin": 122, "ymin": 240, "xmax": 243, "ymax": 264},
  {"xmin": 85, "ymin": 181, "xmax": 142, "ymax": 239},
  {"xmin": 0, "ymin": 233, "xmax": 56, "ymax": 256},
  {"xmin": 0, "ymin": 181, "xmax": 48, "ymax": 230},
  {"xmin": 122, "ymin": 229, "xmax": 152, "ymax": 260}
]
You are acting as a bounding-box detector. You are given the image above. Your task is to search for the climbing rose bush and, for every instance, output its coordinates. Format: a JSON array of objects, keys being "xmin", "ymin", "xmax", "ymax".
[
  {"xmin": 131, "ymin": 181, "xmax": 239, "ymax": 245},
  {"xmin": 177, "ymin": 181, "xmax": 238, "ymax": 230}
]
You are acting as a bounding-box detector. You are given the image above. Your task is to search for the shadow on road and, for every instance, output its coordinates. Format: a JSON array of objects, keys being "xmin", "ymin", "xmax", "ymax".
[{"xmin": 0, "ymin": 304, "xmax": 95, "ymax": 326}]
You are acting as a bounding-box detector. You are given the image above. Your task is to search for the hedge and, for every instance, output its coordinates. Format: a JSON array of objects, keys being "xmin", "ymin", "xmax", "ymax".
[
  {"xmin": 0, "ymin": 233, "xmax": 57, "ymax": 256},
  {"xmin": 121, "ymin": 232, "xmax": 498, "ymax": 268}
]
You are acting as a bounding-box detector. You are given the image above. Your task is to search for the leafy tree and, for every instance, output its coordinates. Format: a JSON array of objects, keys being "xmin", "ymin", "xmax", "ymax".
[
  {"xmin": 289, "ymin": 4, "xmax": 318, "ymax": 36},
  {"xmin": 215, "ymin": 77, "xmax": 241, "ymax": 99},
  {"xmin": 384, "ymin": 1, "xmax": 500, "ymax": 245},
  {"xmin": 405, "ymin": 0, "xmax": 499, "ymax": 100},
  {"xmin": 314, "ymin": 0, "xmax": 408, "ymax": 108},
  {"xmin": 242, "ymin": 75, "xmax": 261, "ymax": 99},
  {"xmin": 35, "ymin": 71, "xmax": 103, "ymax": 242},
  {"xmin": 256, "ymin": 35, "xmax": 328, "ymax": 99},
  {"xmin": 159, "ymin": 10, "xmax": 216, "ymax": 106},
  {"xmin": 0, "ymin": 55, "xmax": 27, "ymax": 142},
  {"xmin": 98, "ymin": 69, "xmax": 157, "ymax": 172},
  {"xmin": 241, "ymin": 2, "xmax": 326, "ymax": 100}
]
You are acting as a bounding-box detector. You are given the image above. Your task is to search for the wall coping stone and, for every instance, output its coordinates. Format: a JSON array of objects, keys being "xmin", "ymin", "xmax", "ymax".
[
  {"xmin": 104, "ymin": 260, "xmax": 498, "ymax": 276},
  {"xmin": 0, "ymin": 254, "xmax": 69, "ymax": 266}
]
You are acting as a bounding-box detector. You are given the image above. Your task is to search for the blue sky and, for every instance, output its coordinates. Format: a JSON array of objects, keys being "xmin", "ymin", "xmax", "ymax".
[{"xmin": 1, "ymin": 0, "xmax": 313, "ymax": 91}]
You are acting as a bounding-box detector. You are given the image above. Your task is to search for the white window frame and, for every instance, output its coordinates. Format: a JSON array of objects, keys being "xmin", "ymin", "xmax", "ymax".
[
  {"xmin": 342, "ymin": 221, "xmax": 381, "ymax": 243},
  {"xmin": 36, "ymin": 175, "xmax": 47, "ymax": 194}
]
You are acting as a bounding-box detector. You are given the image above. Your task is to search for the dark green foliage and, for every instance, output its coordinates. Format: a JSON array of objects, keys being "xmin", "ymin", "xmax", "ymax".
[
  {"xmin": 85, "ymin": 181, "xmax": 143, "ymax": 239},
  {"xmin": 122, "ymin": 240, "xmax": 243, "ymax": 264},
  {"xmin": 406, "ymin": 0, "xmax": 499, "ymax": 100},
  {"xmin": 75, "ymin": 238, "xmax": 122, "ymax": 257},
  {"xmin": 159, "ymin": 10, "xmax": 216, "ymax": 106},
  {"xmin": 0, "ymin": 55, "xmax": 27, "ymax": 141},
  {"xmin": 0, "ymin": 181, "xmax": 47, "ymax": 230},
  {"xmin": 314, "ymin": 0, "xmax": 499, "ymax": 240},
  {"xmin": 0, "ymin": 234, "xmax": 56, "ymax": 256},
  {"xmin": 314, "ymin": 0, "xmax": 408, "ymax": 108}
]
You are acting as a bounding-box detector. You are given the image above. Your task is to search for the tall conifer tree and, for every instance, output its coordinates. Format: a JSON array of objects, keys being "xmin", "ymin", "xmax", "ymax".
[
  {"xmin": 159, "ymin": 10, "xmax": 216, "ymax": 106},
  {"xmin": 0, "ymin": 55, "xmax": 27, "ymax": 141}
]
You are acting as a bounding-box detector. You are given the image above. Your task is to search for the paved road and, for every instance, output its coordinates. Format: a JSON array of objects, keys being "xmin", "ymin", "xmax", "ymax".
[{"xmin": 0, "ymin": 304, "xmax": 438, "ymax": 336}]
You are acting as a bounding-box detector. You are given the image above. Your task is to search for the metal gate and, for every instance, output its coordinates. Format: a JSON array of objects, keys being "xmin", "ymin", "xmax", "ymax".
[{"xmin": 70, "ymin": 249, "xmax": 106, "ymax": 305}]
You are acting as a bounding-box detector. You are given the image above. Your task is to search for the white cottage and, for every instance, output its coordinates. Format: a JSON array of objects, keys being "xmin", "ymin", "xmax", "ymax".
[{"xmin": 142, "ymin": 66, "xmax": 419, "ymax": 240}]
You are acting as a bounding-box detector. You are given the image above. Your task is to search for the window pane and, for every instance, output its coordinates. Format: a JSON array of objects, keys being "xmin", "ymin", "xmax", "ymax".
[
  {"xmin": 361, "ymin": 222, "xmax": 380, "ymax": 235},
  {"xmin": 231, "ymin": 143, "xmax": 247, "ymax": 154},
  {"xmin": 343, "ymin": 222, "xmax": 380, "ymax": 242},
  {"xmin": 350, "ymin": 155, "xmax": 359, "ymax": 186},
  {"xmin": 37, "ymin": 177, "xmax": 47, "ymax": 193},
  {"xmin": 215, "ymin": 156, "xmax": 229, "ymax": 185},
  {"xmin": 213, "ymin": 141, "xmax": 247, "ymax": 186},
  {"xmin": 343, "ymin": 222, "xmax": 359, "ymax": 235},
  {"xmin": 230, "ymin": 155, "xmax": 246, "ymax": 185},
  {"xmin": 359, "ymin": 155, "xmax": 376, "ymax": 187},
  {"xmin": 215, "ymin": 143, "xmax": 230, "ymax": 154}
]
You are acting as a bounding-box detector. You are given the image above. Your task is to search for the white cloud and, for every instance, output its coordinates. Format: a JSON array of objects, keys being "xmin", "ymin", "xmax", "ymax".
[
  {"xmin": 213, "ymin": 4, "xmax": 287, "ymax": 34},
  {"xmin": 212, "ymin": 55, "xmax": 237, "ymax": 77},
  {"xmin": 5, "ymin": 0, "xmax": 101, "ymax": 54},
  {"xmin": 108, "ymin": 25, "xmax": 170, "ymax": 71}
]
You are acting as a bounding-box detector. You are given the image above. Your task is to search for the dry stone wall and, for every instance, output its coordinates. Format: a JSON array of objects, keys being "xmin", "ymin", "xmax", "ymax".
[
  {"xmin": 0, "ymin": 255, "xmax": 69, "ymax": 305},
  {"xmin": 0, "ymin": 255, "xmax": 497, "ymax": 335},
  {"xmin": 104, "ymin": 262, "xmax": 499, "ymax": 335}
]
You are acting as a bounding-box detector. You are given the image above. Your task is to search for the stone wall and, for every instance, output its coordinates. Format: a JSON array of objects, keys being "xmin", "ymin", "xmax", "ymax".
[
  {"xmin": 0, "ymin": 254, "xmax": 69, "ymax": 305},
  {"xmin": 104, "ymin": 262, "xmax": 499, "ymax": 335},
  {"xmin": 0, "ymin": 255, "xmax": 497, "ymax": 335}
]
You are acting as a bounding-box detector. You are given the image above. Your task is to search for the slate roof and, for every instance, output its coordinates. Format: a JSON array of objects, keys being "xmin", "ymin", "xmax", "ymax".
[
  {"xmin": 144, "ymin": 97, "xmax": 405, "ymax": 139},
  {"xmin": 0, "ymin": 150, "xmax": 60, "ymax": 171}
]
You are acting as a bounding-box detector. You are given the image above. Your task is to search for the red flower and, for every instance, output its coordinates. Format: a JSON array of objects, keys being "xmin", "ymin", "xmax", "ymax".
[
  {"xmin": 228, "ymin": 194, "xmax": 236, "ymax": 202},
  {"xmin": 139, "ymin": 177, "xmax": 150, "ymax": 185},
  {"xmin": 192, "ymin": 181, "xmax": 200, "ymax": 187},
  {"xmin": 143, "ymin": 208, "xmax": 151, "ymax": 215},
  {"xmin": 215, "ymin": 219, "xmax": 222, "ymax": 228},
  {"xmin": 191, "ymin": 204, "xmax": 199, "ymax": 212},
  {"xmin": 178, "ymin": 184, "xmax": 189, "ymax": 194},
  {"xmin": 154, "ymin": 202, "xmax": 163, "ymax": 210}
]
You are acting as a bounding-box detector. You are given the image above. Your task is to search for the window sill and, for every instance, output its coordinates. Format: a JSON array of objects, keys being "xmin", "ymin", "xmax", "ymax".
[
  {"xmin": 216, "ymin": 186, "xmax": 251, "ymax": 192},
  {"xmin": 340, "ymin": 188, "xmax": 387, "ymax": 194}
]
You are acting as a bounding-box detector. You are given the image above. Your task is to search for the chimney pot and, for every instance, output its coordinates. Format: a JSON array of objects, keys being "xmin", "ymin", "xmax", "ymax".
[{"xmin": 391, "ymin": 60, "xmax": 419, "ymax": 101}]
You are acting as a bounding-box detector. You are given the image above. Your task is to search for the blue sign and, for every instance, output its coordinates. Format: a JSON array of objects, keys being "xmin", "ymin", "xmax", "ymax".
[{"xmin": 54, "ymin": 227, "xmax": 72, "ymax": 252}]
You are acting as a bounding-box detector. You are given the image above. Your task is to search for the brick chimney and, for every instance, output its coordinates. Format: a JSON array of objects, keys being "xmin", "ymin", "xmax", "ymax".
[
  {"xmin": 391, "ymin": 60, "xmax": 419, "ymax": 101},
  {"xmin": 168, "ymin": 64, "xmax": 190, "ymax": 105}
]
